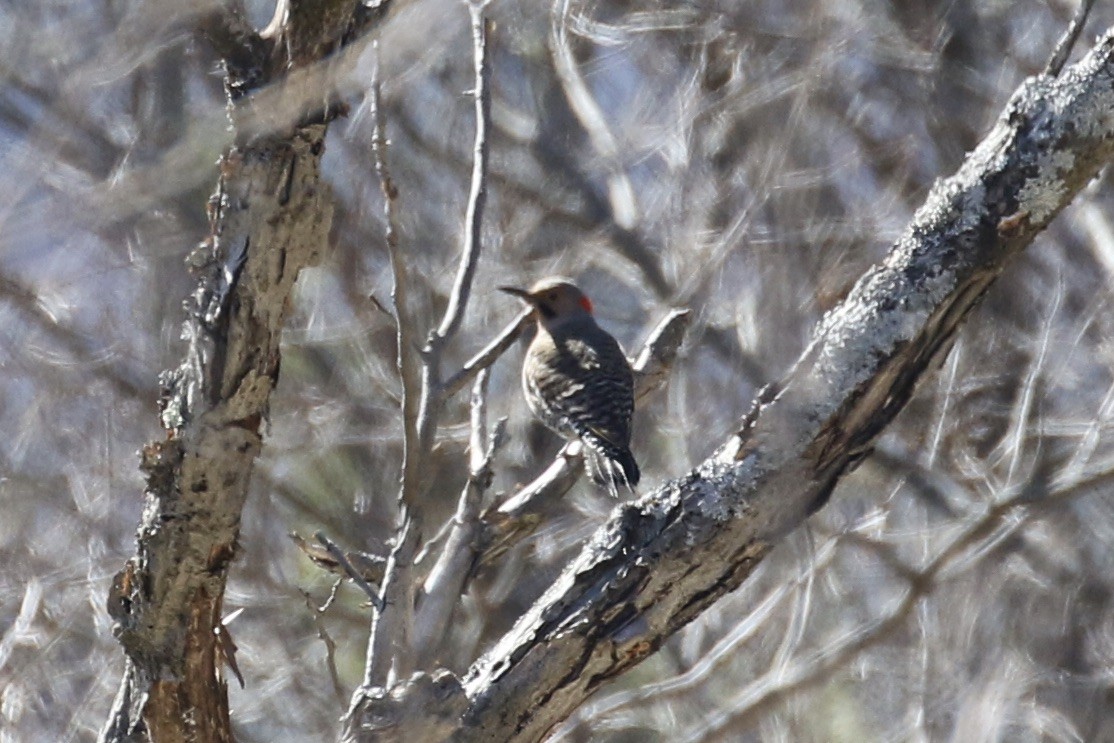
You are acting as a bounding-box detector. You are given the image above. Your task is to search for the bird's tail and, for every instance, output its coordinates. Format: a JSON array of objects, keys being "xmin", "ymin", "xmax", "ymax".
[{"xmin": 581, "ymin": 434, "xmax": 640, "ymax": 495}]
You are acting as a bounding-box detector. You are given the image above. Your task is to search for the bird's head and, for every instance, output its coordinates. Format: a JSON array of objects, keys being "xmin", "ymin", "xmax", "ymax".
[{"xmin": 499, "ymin": 277, "xmax": 594, "ymax": 323}]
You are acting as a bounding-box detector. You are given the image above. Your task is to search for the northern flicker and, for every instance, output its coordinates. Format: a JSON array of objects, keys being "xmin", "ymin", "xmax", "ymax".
[{"xmin": 500, "ymin": 277, "xmax": 639, "ymax": 491}]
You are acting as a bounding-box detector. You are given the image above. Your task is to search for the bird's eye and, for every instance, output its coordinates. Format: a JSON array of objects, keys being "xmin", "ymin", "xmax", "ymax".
[{"xmin": 548, "ymin": 293, "xmax": 557, "ymax": 302}]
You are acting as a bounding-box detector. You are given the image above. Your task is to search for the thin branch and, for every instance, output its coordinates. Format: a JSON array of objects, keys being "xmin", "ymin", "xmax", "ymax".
[
  {"xmin": 434, "ymin": 3, "xmax": 493, "ymax": 343},
  {"xmin": 362, "ymin": 40, "xmax": 422, "ymax": 692},
  {"xmin": 314, "ymin": 532, "xmax": 385, "ymax": 610},
  {"xmin": 1046, "ymin": 0, "xmax": 1097, "ymax": 76},
  {"xmin": 415, "ymin": 2, "xmax": 494, "ymax": 455},
  {"xmin": 291, "ymin": 531, "xmax": 388, "ymax": 584},
  {"xmin": 370, "ymin": 41, "xmax": 422, "ymax": 508},
  {"xmin": 301, "ymin": 587, "xmax": 347, "ymax": 702},
  {"xmin": 441, "ymin": 308, "xmax": 533, "ymax": 400},
  {"xmin": 431, "ymin": 6, "xmax": 493, "ymax": 510}
]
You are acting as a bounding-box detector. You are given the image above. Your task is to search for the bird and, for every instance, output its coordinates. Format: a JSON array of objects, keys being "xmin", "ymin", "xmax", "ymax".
[{"xmin": 500, "ymin": 277, "xmax": 639, "ymax": 492}]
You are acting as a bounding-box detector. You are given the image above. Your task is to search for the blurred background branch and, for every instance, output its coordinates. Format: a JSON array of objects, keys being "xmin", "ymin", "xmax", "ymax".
[{"xmin": 5, "ymin": 1, "xmax": 1114, "ymax": 742}]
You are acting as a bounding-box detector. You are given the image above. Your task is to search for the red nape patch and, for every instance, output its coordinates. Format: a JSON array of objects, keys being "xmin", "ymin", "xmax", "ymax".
[{"xmin": 579, "ymin": 295, "xmax": 594, "ymax": 313}]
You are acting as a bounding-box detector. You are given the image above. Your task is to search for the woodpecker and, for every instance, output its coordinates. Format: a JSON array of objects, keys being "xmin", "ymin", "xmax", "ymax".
[{"xmin": 500, "ymin": 277, "xmax": 639, "ymax": 492}]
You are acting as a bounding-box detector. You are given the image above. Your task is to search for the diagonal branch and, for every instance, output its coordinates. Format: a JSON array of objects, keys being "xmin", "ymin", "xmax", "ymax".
[
  {"xmin": 1045, "ymin": 0, "xmax": 1097, "ymax": 76},
  {"xmin": 441, "ymin": 308, "xmax": 533, "ymax": 400},
  {"xmin": 314, "ymin": 532, "xmax": 385, "ymax": 610},
  {"xmin": 445, "ymin": 27, "xmax": 1114, "ymax": 743},
  {"xmin": 413, "ymin": 369, "xmax": 501, "ymax": 665}
]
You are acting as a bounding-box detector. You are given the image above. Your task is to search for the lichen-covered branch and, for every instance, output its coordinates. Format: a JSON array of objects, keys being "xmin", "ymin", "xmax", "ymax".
[{"xmin": 445, "ymin": 28, "xmax": 1114, "ymax": 743}]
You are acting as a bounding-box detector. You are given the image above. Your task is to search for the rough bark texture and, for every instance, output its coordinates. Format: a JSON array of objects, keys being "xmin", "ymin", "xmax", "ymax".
[
  {"xmin": 100, "ymin": 2, "xmax": 389, "ymax": 741},
  {"xmin": 436, "ymin": 30, "xmax": 1114, "ymax": 743}
]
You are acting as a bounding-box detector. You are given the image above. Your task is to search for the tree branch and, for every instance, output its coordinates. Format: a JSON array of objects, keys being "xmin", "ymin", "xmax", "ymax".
[
  {"xmin": 414, "ymin": 369, "xmax": 501, "ymax": 665},
  {"xmin": 314, "ymin": 531, "xmax": 386, "ymax": 610},
  {"xmin": 414, "ymin": 2, "xmax": 495, "ymax": 453},
  {"xmin": 441, "ymin": 309, "xmax": 533, "ymax": 400},
  {"xmin": 349, "ymin": 0, "xmax": 495, "ymax": 723},
  {"xmin": 362, "ymin": 38, "xmax": 423, "ymax": 691},
  {"xmin": 1046, "ymin": 0, "xmax": 1097, "ymax": 76},
  {"xmin": 445, "ymin": 28, "xmax": 1114, "ymax": 742},
  {"xmin": 434, "ymin": 3, "xmax": 493, "ymax": 344}
]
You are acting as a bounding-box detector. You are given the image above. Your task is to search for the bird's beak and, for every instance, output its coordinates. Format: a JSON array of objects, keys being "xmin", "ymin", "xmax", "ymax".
[{"xmin": 498, "ymin": 285, "xmax": 533, "ymax": 302}]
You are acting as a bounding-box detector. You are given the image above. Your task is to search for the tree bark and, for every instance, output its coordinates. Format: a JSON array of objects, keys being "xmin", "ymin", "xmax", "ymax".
[{"xmin": 99, "ymin": 2, "xmax": 389, "ymax": 741}]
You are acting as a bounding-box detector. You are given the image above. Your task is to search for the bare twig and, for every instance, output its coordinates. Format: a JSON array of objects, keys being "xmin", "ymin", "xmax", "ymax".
[
  {"xmin": 291, "ymin": 531, "xmax": 388, "ymax": 584},
  {"xmin": 360, "ymin": 39, "xmax": 423, "ymax": 692},
  {"xmin": 441, "ymin": 308, "xmax": 533, "ymax": 400},
  {"xmin": 320, "ymin": 577, "xmax": 344, "ymax": 612},
  {"xmin": 414, "ymin": 2, "xmax": 495, "ymax": 457},
  {"xmin": 434, "ymin": 3, "xmax": 493, "ymax": 344},
  {"xmin": 314, "ymin": 532, "xmax": 385, "ymax": 610},
  {"xmin": 370, "ymin": 42, "xmax": 422, "ymax": 510},
  {"xmin": 301, "ymin": 588, "xmax": 347, "ymax": 702},
  {"xmin": 1046, "ymin": 0, "xmax": 1097, "ymax": 76}
]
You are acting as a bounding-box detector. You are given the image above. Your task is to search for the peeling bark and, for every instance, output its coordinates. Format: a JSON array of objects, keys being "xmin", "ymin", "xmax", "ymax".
[{"xmin": 100, "ymin": 3, "xmax": 390, "ymax": 741}]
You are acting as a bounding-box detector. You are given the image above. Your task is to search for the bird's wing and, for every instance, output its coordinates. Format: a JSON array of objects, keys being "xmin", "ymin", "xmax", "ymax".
[{"xmin": 542, "ymin": 334, "xmax": 634, "ymax": 447}]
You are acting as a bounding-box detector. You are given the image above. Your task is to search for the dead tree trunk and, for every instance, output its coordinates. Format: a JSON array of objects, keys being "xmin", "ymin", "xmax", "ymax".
[{"xmin": 99, "ymin": 2, "xmax": 389, "ymax": 741}]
